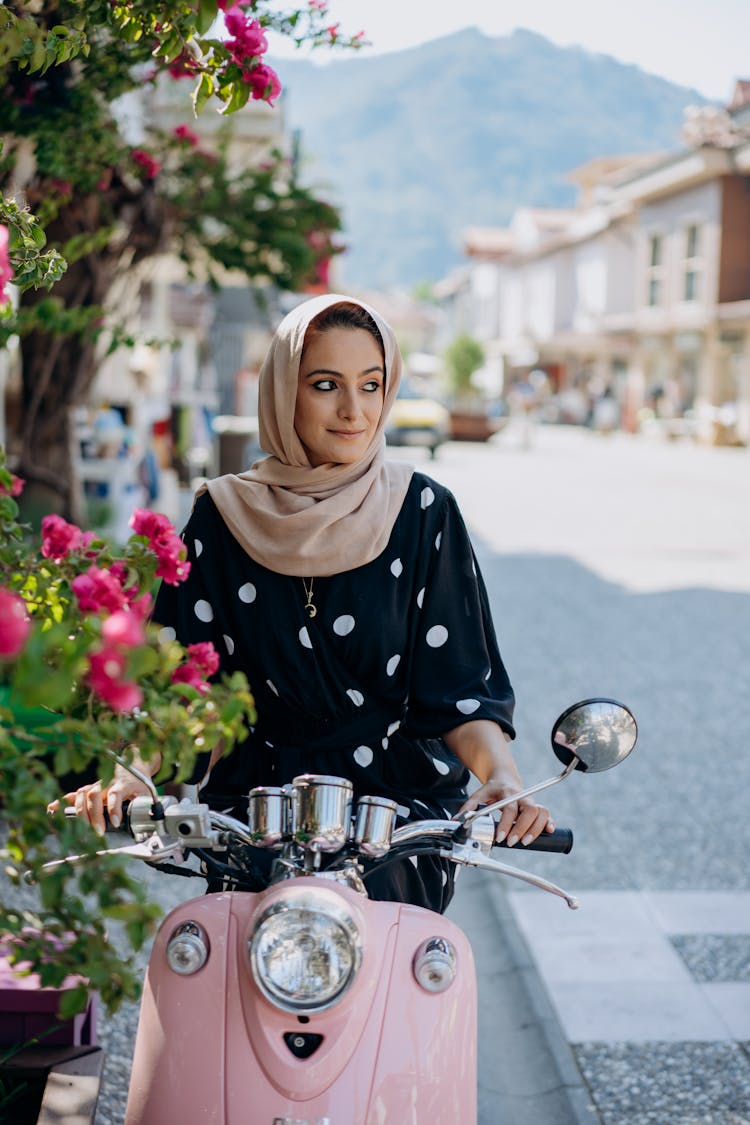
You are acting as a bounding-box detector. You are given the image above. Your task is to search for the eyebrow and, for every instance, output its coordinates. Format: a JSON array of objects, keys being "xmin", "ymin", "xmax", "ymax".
[{"xmin": 303, "ymin": 366, "xmax": 384, "ymax": 379}]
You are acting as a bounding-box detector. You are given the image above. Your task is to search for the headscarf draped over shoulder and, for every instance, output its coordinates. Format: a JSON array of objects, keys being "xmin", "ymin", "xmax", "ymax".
[{"xmin": 198, "ymin": 293, "xmax": 414, "ymax": 576}]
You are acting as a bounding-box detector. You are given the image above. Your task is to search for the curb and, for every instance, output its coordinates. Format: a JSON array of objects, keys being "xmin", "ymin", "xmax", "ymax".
[{"xmin": 484, "ymin": 879, "xmax": 601, "ymax": 1124}]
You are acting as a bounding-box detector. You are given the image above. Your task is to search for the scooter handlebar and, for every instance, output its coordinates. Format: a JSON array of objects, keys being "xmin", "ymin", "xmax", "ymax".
[{"xmin": 495, "ymin": 826, "xmax": 573, "ymax": 854}]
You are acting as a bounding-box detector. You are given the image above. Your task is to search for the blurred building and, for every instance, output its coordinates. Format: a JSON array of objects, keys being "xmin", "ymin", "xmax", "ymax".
[{"xmin": 439, "ymin": 80, "xmax": 750, "ymax": 445}]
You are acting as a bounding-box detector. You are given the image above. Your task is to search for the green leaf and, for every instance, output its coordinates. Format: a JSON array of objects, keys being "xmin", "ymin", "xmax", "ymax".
[{"xmin": 58, "ymin": 983, "xmax": 90, "ymax": 1020}]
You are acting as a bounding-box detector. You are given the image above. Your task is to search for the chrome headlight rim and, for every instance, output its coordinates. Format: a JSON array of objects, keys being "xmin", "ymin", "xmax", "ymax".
[{"xmin": 249, "ymin": 892, "xmax": 362, "ymax": 1014}]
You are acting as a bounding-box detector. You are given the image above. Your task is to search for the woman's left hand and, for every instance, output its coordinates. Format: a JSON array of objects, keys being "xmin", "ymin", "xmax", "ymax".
[{"xmin": 457, "ymin": 780, "xmax": 555, "ymax": 847}]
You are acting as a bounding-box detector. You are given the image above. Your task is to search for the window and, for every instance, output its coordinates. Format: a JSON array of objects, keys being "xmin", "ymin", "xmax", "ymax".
[
  {"xmin": 683, "ymin": 224, "xmax": 702, "ymax": 302},
  {"xmin": 646, "ymin": 234, "xmax": 665, "ymax": 306}
]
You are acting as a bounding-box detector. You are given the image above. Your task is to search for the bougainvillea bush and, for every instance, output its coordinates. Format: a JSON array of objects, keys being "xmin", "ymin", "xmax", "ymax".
[
  {"xmin": 0, "ymin": 450, "xmax": 255, "ymax": 1014},
  {"xmin": 0, "ymin": 0, "xmax": 361, "ymax": 518}
]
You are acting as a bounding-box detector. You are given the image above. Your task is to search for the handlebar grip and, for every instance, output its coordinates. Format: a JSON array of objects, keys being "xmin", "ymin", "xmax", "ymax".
[
  {"xmin": 495, "ymin": 827, "xmax": 573, "ymax": 854},
  {"xmin": 63, "ymin": 800, "xmax": 131, "ymax": 832}
]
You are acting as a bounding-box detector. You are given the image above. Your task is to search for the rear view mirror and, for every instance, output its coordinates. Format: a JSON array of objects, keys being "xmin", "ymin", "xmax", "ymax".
[{"xmin": 551, "ymin": 698, "xmax": 637, "ymax": 773}]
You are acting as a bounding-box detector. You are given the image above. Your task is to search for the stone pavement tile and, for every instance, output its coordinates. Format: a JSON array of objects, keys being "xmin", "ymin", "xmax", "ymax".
[
  {"xmin": 702, "ymin": 984, "xmax": 750, "ymax": 1040},
  {"xmin": 574, "ymin": 1042, "xmax": 750, "ymax": 1125},
  {"xmin": 644, "ymin": 891, "xmax": 750, "ymax": 934},
  {"xmin": 547, "ymin": 980, "xmax": 732, "ymax": 1042}
]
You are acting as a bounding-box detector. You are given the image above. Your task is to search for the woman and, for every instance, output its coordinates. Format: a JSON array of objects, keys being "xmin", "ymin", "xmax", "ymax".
[{"xmin": 65, "ymin": 294, "xmax": 553, "ymax": 912}]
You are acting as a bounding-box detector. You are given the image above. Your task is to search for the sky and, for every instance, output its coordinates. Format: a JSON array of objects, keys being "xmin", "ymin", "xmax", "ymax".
[{"xmin": 267, "ymin": 0, "xmax": 750, "ymax": 102}]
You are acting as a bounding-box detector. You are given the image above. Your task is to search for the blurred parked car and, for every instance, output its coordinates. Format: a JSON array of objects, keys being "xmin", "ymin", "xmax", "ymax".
[{"xmin": 386, "ymin": 380, "xmax": 449, "ymax": 458}]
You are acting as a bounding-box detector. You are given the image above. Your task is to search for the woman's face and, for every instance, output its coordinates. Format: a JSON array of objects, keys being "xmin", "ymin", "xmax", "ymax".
[{"xmin": 295, "ymin": 326, "xmax": 385, "ymax": 467}]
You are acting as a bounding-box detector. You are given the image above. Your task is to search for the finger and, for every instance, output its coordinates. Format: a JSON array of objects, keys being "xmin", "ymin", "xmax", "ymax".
[
  {"xmin": 519, "ymin": 807, "xmax": 551, "ymax": 847},
  {"xmin": 47, "ymin": 798, "xmax": 60, "ymax": 814},
  {"xmin": 495, "ymin": 802, "xmax": 519, "ymax": 844},
  {"xmin": 74, "ymin": 788, "xmax": 90, "ymax": 823},
  {"xmin": 106, "ymin": 785, "xmax": 124, "ymax": 829},
  {"xmin": 86, "ymin": 785, "xmax": 106, "ymax": 836}
]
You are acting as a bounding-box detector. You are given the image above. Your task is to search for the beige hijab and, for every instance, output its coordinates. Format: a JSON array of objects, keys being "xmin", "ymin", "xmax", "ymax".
[{"xmin": 201, "ymin": 293, "xmax": 414, "ymax": 576}]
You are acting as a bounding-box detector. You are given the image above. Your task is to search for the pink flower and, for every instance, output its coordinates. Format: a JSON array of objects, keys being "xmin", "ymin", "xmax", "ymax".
[
  {"xmin": 102, "ymin": 610, "xmax": 145, "ymax": 648},
  {"xmin": 132, "ymin": 149, "xmax": 161, "ymax": 179},
  {"xmin": 186, "ymin": 641, "xmax": 220, "ymax": 677},
  {"xmin": 0, "ymin": 588, "xmax": 31, "ymax": 659},
  {"xmin": 88, "ymin": 647, "xmax": 143, "ymax": 713},
  {"xmin": 129, "ymin": 508, "xmax": 173, "ymax": 540},
  {"xmin": 72, "ymin": 566, "xmax": 127, "ymax": 615},
  {"xmin": 0, "ymin": 225, "xmax": 14, "ymax": 308},
  {"xmin": 129, "ymin": 509, "xmax": 191, "ymax": 586},
  {"xmin": 309, "ymin": 0, "xmax": 327, "ymax": 10},
  {"xmin": 41, "ymin": 514, "xmax": 82, "ymax": 561},
  {"xmin": 96, "ymin": 168, "xmax": 113, "ymax": 191},
  {"xmin": 327, "ymin": 22, "xmax": 340, "ymax": 41},
  {"xmin": 0, "ymin": 473, "xmax": 24, "ymax": 498},
  {"xmin": 225, "ymin": 7, "xmax": 268, "ymax": 63},
  {"xmin": 171, "ymin": 663, "xmax": 209, "ymax": 693},
  {"xmin": 244, "ymin": 63, "xmax": 282, "ymax": 104},
  {"xmin": 173, "ymin": 124, "xmax": 199, "ymax": 146},
  {"xmin": 154, "ymin": 539, "xmax": 191, "ymax": 586},
  {"xmin": 167, "ymin": 52, "xmax": 201, "ymax": 79}
]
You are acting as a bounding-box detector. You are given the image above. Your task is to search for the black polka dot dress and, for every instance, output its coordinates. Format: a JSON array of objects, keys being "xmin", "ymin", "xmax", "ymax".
[{"xmin": 153, "ymin": 471, "xmax": 515, "ymax": 912}]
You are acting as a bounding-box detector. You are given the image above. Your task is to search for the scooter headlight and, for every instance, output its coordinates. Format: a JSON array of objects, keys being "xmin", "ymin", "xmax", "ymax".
[{"xmin": 249, "ymin": 893, "xmax": 361, "ymax": 1013}]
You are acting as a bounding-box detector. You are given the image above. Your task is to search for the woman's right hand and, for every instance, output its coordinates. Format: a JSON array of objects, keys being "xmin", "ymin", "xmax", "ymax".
[{"xmin": 47, "ymin": 763, "xmax": 154, "ymax": 835}]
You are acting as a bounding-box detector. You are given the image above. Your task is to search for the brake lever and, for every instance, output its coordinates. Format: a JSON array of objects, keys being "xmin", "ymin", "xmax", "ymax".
[
  {"xmin": 38, "ymin": 834, "xmax": 183, "ymax": 875},
  {"xmin": 441, "ymin": 842, "xmax": 580, "ymax": 909}
]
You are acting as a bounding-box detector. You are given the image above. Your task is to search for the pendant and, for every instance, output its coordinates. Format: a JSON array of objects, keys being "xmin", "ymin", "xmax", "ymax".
[{"xmin": 307, "ymin": 603, "xmax": 317, "ymax": 619}]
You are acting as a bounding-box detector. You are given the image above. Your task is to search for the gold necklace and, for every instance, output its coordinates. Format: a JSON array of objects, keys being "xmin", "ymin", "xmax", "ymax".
[{"xmin": 302, "ymin": 576, "xmax": 317, "ymax": 618}]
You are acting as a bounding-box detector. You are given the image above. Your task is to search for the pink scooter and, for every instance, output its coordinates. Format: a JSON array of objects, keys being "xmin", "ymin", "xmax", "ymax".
[{"xmin": 63, "ymin": 698, "xmax": 637, "ymax": 1124}]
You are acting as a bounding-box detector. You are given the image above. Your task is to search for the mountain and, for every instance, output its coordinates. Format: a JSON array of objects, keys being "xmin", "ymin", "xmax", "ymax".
[{"xmin": 272, "ymin": 28, "xmax": 708, "ymax": 288}]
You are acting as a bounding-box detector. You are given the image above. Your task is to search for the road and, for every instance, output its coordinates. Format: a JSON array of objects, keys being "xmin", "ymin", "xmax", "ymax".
[
  {"xmin": 426, "ymin": 424, "xmax": 750, "ymax": 1124},
  {"xmin": 94, "ymin": 424, "xmax": 750, "ymax": 1124}
]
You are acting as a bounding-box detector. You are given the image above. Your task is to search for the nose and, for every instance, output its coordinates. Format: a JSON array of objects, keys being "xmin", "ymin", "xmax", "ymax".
[{"xmin": 338, "ymin": 387, "xmax": 360, "ymax": 420}]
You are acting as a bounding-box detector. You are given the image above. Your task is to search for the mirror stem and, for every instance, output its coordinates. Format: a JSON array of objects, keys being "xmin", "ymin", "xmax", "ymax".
[
  {"xmin": 104, "ymin": 747, "xmax": 160, "ymax": 804},
  {"xmin": 458, "ymin": 757, "xmax": 579, "ymax": 828}
]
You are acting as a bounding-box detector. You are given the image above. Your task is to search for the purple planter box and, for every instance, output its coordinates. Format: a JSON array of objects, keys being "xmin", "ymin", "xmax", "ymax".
[{"xmin": 0, "ymin": 956, "xmax": 98, "ymax": 1047}]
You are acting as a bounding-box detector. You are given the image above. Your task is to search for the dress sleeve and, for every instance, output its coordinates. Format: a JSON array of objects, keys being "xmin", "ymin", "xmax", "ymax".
[{"xmin": 405, "ymin": 490, "xmax": 516, "ymax": 741}]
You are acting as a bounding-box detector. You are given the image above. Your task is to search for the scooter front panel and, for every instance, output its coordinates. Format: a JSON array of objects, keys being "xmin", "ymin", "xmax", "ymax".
[{"xmin": 125, "ymin": 892, "xmax": 235, "ymax": 1125}]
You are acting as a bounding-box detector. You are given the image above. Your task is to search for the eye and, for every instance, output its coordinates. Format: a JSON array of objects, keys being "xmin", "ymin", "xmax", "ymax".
[
  {"xmin": 311, "ymin": 379, "xmax": 337, "ymax": 392},
  {"xmin": 362, "ymin": 379, "xmax": 382, "ymax": 393}
]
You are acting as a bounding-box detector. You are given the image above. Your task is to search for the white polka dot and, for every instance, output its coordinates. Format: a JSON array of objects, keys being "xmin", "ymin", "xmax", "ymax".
[
  {"xmin": 333, "ymin": 614, "xmax": 355, "ymax": 636},
  {"xmin": 347, "ymin": 689, "xmax": 364, "ymax": 707},
  {"xmin": 387, "ymin": 720, "xmax": 401, "ymax": 736},
  {"xmin": 484, "ymin": 667, "xmax": 492, "ymax": 681},
  {"xmin": 265, "ymin": 740, "xmax": 274, "ymax": 748},
  {"xmin": 396, "ymin": 804, "xmax": 410, "ymax": 819},
  {"xmin": 417, "ymin": 587, "xmax": 425, "ymax": 609},
  {"xmin": 426, "ymin": 625, "xmax": 448, "ymax": 648},
  {"xmin": 435, "ymin": 531, "xmax": 442, "ymax": 550},
  {"xmin": 194, "ymin": 599, "xmax": 214, "ymax": 622},
  {"xmin": 433, "ymin": 757, "xmax": 451, "ymax": 775},
  {"xmin": 299, "ymin": 626, "xmax": 312, "ymax": 649},
  {"xmin": 420, "ymin": 486, "xmax": 435, "ymax": 509},
  {"xmin": 441, "ymin": 868, "xmax": 448, "ymax": 887},
  {"xmin": 382, "ymin": 737, "xmax": 389, "ymax": 750},
  {"xmin": 456, "ymin": 698, "xmax": 481, "ymax": 715},
  {"xmin": 238, "ymin": 582, "xmax": 256, "ymax": 604},
  {"xmin": 386, "ymin": 654, "xmax": 401, "ymax": 676},
  {"xmin": 471, "ymin": 559, "xmax": 477, "ymax": 576},
  {"xmin": 390, "ymin": 558, "xmax": 403, "ymax": 577},
  {"xmin": 409, "ymin": 855, "xmax": 419, "ymax": 868},
  {"xmin": 353, "ymin": 745, "xmax": 373, "ymax": 767},
  {"xmin": 223, "ymin": 634, "xmax": 235, "ymax": 655},
  {"xmin": 158, "ymin": 626, "xmax": 176, "ymax": 643},
  {"xmin": 267, "ymin": 679, "xmax": 279, "ymax": 696}
]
